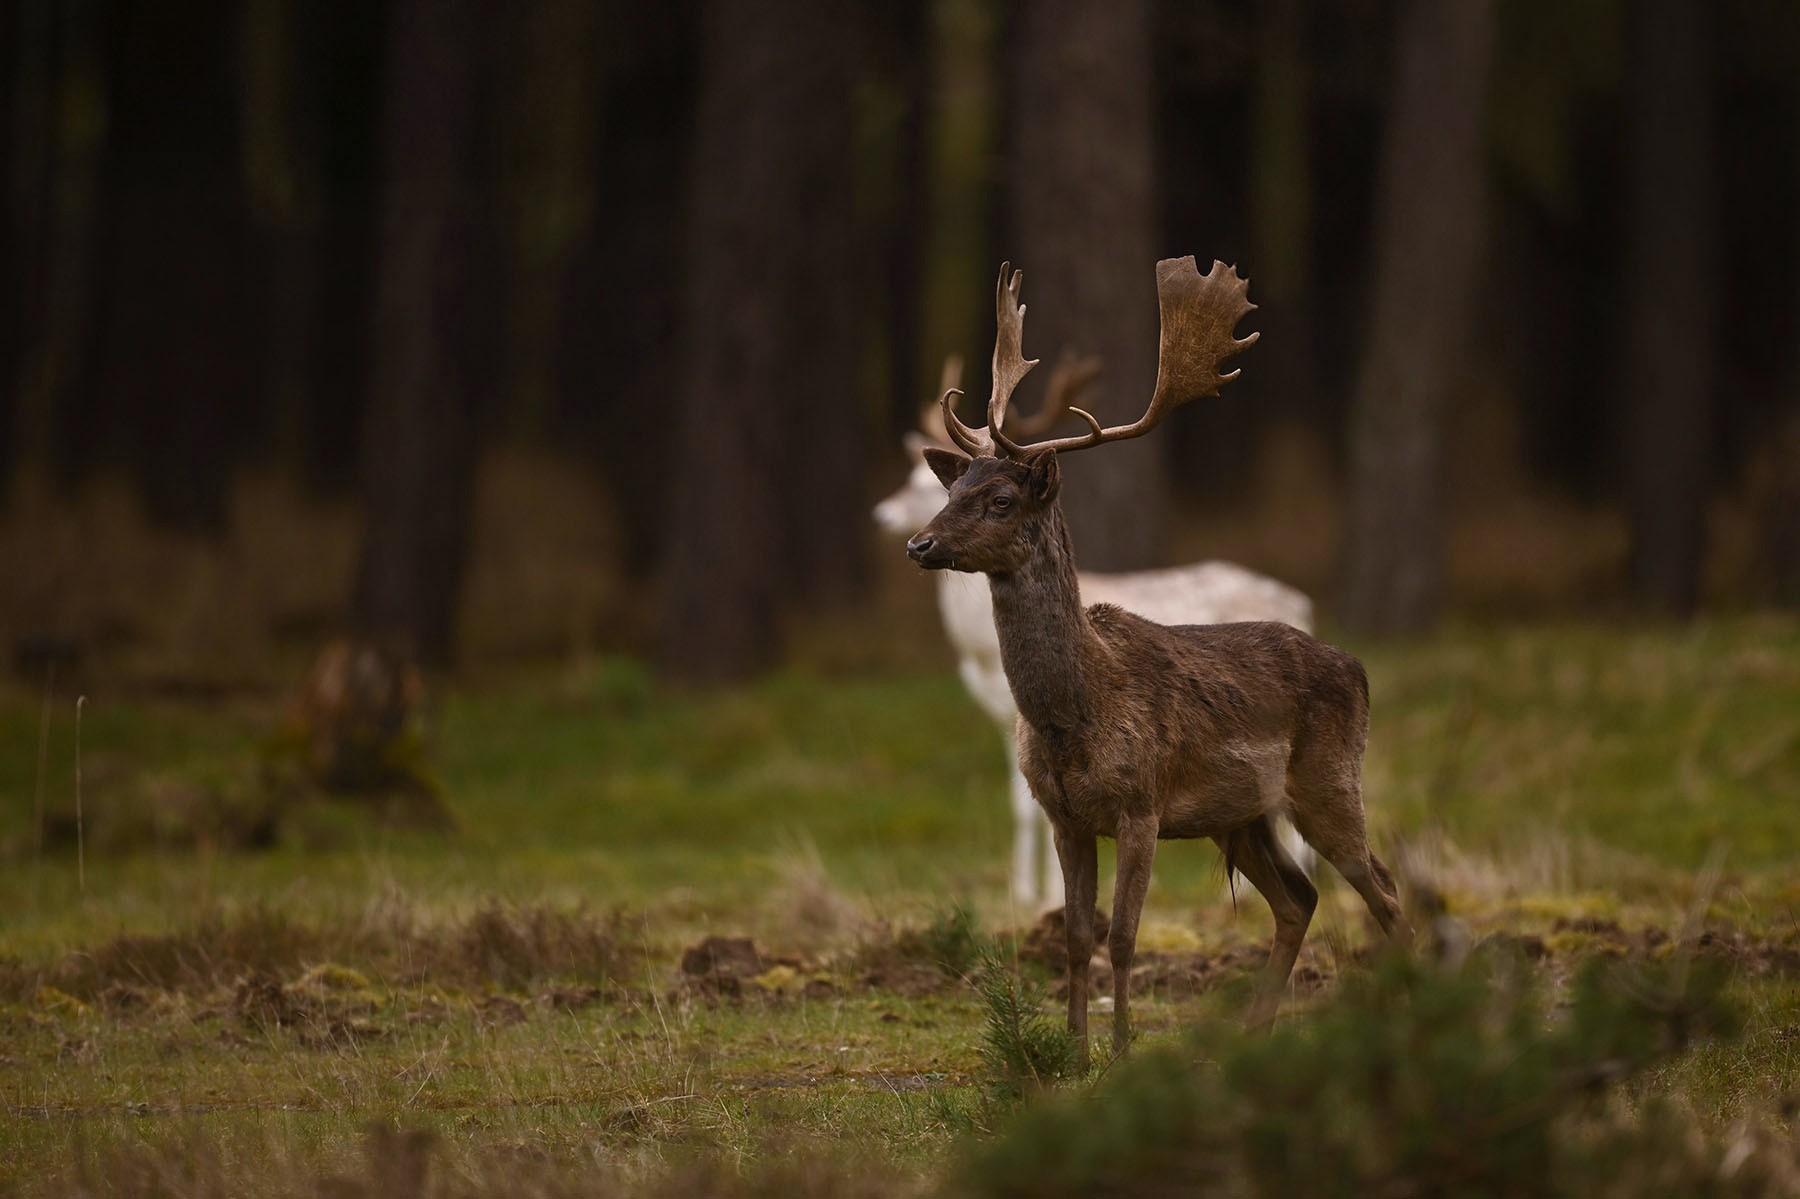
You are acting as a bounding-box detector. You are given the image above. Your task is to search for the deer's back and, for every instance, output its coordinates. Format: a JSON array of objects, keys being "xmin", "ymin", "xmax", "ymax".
[
  {"xmin": 1093, "ymin": 608, "xmax": 1361, "ymax": 728},
  {"xmin": 1079, "ymin": 561, "xmax": 1313, "ymax": 632},
  {"xmin": 1018, "ymin": 609, "xmax": 1367, "ymax": 838}
]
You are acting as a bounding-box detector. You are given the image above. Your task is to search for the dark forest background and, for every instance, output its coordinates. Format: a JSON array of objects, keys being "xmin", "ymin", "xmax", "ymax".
[{"xmin": 5, "ymin": 0, "xmax": 1799, "ymax": 683}]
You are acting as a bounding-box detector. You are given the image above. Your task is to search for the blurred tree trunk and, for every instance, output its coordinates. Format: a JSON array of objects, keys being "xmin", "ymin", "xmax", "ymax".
[
  {"xmin": 658, "ymin": 0, "xmax": 868, "ymax": 681},
  {"xmin": 1621, "ymin": 0, "xmax": 1716, "ymax": 617},
  {"xmin": 1249, "ymin": 0, "xmax": 1317, "ymax": 423},
  {"xmin": 1339, "ymin": 0, "xmax": 1495, "ymax": 635},
  {"xmin": 870, "ymin": 2, "xmax": 929, "ymax": 450},
  {"xmin": 1011, "ymin": 0, "xmax": 1161, "ymax": 570},
  {"xmin": 352, "ymin": 0, "xmax": 501, "ymax": 667},
  {"xmin": 1764, "ymin": 99, "xmax": 1800, "ymax": 606},
  {"xmin": 8, "ymin": 0, "xmax": 105, "ymax": 490},
  {"xmin": 919, "ymin": 0, "xmax": 1000, "ymax": 414},
  {"xmin": 556, "ymin": 6, "xmax": 696, "ymax": 588},
  {"xmin": 242, "ymin": 0, "xmax": 383, "ymax": 494},
  {"xmin": 81, "ymin": 0, "xmax": 257, "ymax": 533},
  {"xmin": 1767, "ymin": 407, "xmax": 1800, "ymax": 605},
  {"xmin": 240, "ymin": 0, "xmax": 324, "ymax": 470},
  {"xmin": 1756, "ymin": 98, "xmax": 1800, "ymax": 608},
  {"xmin": 0, "ymin": 0, "xmax": 22, "ymax": 494},
  {"xmin": 498, "ymin": 0, "xmax": 599, "ymax": 441},
  {"xmin": 304, "ymin": 1, "xmax": 386, "ymax": 494}
]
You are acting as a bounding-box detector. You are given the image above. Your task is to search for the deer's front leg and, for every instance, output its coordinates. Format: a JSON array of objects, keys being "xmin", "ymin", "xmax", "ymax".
[
  {"xmin": 1052, "ymin": 824, "xmax": 1098, "ymax": 1070},
  {"xmin": 1109, "ymin": 813, "xmax": 1158, "ymax": 1057}
]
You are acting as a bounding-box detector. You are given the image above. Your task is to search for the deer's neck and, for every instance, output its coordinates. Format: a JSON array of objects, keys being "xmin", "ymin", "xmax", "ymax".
[{"xmin": 987, "ymin": 505, "xmax": 1097, "ymax": 737}]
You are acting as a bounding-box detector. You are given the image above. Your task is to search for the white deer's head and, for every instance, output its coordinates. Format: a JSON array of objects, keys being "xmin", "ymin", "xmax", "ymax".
[
  {"xmin": 870, "ymin": 348, "xmax": 1102, "ymax": 538},
  {"xmin": 873, "ymin": 434, "xmax": 955, "ymax": 535}
]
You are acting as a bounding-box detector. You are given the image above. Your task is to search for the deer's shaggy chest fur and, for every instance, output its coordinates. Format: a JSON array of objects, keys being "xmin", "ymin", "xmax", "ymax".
[{"xmin": 1013, "ymin": 611, "xmax": 1367, "ymax": 842}]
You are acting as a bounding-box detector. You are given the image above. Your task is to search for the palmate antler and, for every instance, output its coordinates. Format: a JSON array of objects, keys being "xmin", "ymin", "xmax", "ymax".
[{"xmin": 942, "ymin": 257, "xmax": 1258, "ymax": 459}]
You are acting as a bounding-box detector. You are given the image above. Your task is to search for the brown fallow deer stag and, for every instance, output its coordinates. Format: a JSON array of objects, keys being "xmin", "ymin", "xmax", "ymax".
[
  {"xmin": 875, "ymin": 355, "xmax": 1314, "ymax": 911},
  {"xmin": 906, "ymin": 258, "xmax": 1410, "ymax": 1060}
]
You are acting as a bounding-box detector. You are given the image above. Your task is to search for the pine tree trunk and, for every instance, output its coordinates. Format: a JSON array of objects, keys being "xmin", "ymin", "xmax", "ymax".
[
  {"xmin": 352, "ymin": 0, "xmax": 500, "ymax": 667},
  {"xmin": 240, "ymin": 0, "xmax": 323, "ymax": 471},
  {"xmin": 1339, "ymin": 0, "xmax": 1495, "ymax": 635},
  {"xmin": 1249, "ymin": 0, "xmax": 1318, "ymax": 425},
  {"xmin": 80, "ymin": 1, "xmax": 259, "ymax": 534},
  {"xmin": 657, "ymin": 0, "xmax": 867, "ymax": 682},
  {"xmin": 1766, "ymin": 407, "xmax": 1800, "ymax": 605},
  {"xmin": 0, "ymin": 0, "xmax": 23, "ymax": 495},
  {"xmin": 919, "ymin": 0, "xmax": 1000, "ymax": 414},
  {"xmin": 1011, "ymin": 0, "xmax": 1161, "ymax": 571},
  {"xmin": 9, "ymin": 0, "xmax": 103, "ymax": 486},
  {"xmin": 1621, "ymin": 0, "xmax": 1717, "ymax": 617}
]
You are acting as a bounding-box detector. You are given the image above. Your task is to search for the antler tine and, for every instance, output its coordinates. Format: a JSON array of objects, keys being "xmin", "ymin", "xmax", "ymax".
[
  {"xmin": 919, "ymin": 351, "xmax": 990, "ymax": 457},
  {"xmin": 917, "ymin": 355, "xmax": 966, "ymax": 445},
  {"xmin": 940, "ymin": 353, "xmax": 965, "ymax": 400},
  {"xmin": 1003, "ymin": 257, "xmax": 1258, "ymax": 457},
  {"xmin": 1003, "ymin": 348, "xmax": 1103, "ymax": 440},
  {"xmin": 939, "ymin": 388, "xmax": 992, "ymax": 457},
  {"xmin": 985, "ymin": 264, "xmax": 1040, "ymax": 456}
]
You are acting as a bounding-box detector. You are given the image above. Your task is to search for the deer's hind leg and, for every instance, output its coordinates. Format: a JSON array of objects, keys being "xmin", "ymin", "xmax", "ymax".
[
  {"xmin": 1286, "ymin": 771, "xmax": 1410, "ymax": 944},
  {"xmin": 1220, "ymin": 814, "xmax": 1317, "ymax": 1030}
]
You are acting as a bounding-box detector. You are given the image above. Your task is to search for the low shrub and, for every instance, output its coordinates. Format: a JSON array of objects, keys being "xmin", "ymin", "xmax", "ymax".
[{"xmin": 955, "ymin": 947, "xmax": 1791, "ymax": 1198}]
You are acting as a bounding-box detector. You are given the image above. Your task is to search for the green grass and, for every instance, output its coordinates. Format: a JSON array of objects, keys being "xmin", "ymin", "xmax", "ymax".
[
  {"xmin": 1360, "ymin": 617, "xmax": 1800, "ymax": 875},
  {"xmin": 5, "ymin": 990, "xmax": 980, "ymax": 1187},
  {"xmin": 2, "ymin": 616, "xmax": 1797, "ymax": 1195}
]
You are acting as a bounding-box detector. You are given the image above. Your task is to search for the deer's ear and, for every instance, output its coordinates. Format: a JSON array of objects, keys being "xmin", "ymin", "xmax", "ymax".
[
  {"xmin": 923, "ymin": 447, "xmax": 971, "ymax": 489},
  {"xmin": 1024, "ymin": 449, "xmax": 1060, "ymax": 502}
]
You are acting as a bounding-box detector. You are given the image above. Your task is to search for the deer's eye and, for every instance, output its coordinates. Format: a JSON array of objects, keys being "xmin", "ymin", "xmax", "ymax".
[{"xmin": 991, "ymin": 493, "xmax": 1013, "ymax": 511}]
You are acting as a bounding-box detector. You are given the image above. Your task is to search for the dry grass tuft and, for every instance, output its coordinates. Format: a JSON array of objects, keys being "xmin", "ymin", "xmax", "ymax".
[
  {"xmin": 44, "ymin": 1123, "xmax": 920, "ymax": 1199},
  {"xmin": 57, "ymin": 906, "xmax": 332, "ymax": 996},
  {"xmin": 0, "ymin": 901, "xmax": 627, "ymax": 1005},
  {"xmin": 768, "ymin": 838, "xmax": 868, "ymax": 951},
  {"xmin": 1395, "ymin": 826, "xmax": 1676, "ymax": 909},
  {"xmin": 448, "ymin": 901, "xmax": 622, "ymax": 990}
]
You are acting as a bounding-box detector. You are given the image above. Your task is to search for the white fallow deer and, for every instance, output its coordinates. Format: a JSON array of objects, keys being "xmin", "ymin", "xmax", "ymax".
[
  {"xmin": 875, "ymin": 357, "xmax": 1313, "ymax": 911},
  {"xmin": 906, "ymin": 259, "xmax": 1410, "ymax": 1059}
]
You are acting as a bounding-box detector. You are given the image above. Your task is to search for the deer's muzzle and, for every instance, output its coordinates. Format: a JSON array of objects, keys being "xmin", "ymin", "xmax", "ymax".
[{"xmin": 906, "ymin": 534, "xmax": 953, "ymax": 570}]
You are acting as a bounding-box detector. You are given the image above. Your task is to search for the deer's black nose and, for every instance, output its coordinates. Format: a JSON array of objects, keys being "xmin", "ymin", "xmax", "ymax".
[{"xmin": 907, "ymin": 534, "xmax": 954, "ymax": 568}]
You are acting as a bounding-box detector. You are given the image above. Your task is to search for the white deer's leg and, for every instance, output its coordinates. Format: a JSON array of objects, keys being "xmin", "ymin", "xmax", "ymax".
[
  {"xmin": 1005, "ymin": 734, "xmax": 1039, "ymax": 909},
  {"xmin": 1039, "ymin": 806, "xmax": 1065, "ymax": 909},
  {"xmin": 1276, "ymin": 815, "xmax": 1316, "ymax": 877}
]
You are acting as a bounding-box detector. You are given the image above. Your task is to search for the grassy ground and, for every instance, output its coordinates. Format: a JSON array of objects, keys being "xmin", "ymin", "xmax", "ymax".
[{"xmin": 1, "ymin": 616, "xmax": 1797, "ymax": 1195}]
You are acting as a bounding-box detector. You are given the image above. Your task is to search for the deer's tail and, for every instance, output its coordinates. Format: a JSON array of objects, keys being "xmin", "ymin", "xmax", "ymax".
[{"xmin": 1220, "ymin": 825, "xmax": 1254, "ymax": 913}]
